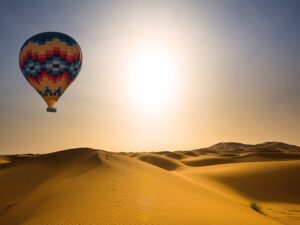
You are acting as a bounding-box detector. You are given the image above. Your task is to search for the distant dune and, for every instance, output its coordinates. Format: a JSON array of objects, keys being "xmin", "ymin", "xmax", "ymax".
[
  {"xmin": 137, "ymin": 153, "xmax": 184, "ymax": 171},
  {"xmin": 0, "ymin": 142, "xmax": 299, "ymax": 225}
]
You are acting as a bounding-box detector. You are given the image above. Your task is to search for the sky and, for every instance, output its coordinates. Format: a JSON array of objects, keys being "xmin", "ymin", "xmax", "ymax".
[{"xmin": 0, "ymin": 0, "xmax": 299, "ymax": 154}]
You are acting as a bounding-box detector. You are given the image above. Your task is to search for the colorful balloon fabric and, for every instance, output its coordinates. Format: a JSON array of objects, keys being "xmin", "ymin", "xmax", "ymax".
[{"xmin": 19, "ymin": 32, "xmax": 82, "ymax": 112}]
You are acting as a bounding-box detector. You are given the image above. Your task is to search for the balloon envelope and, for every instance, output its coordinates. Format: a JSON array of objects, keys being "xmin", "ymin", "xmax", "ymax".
[{"xmin": 19, "ymin": 32, "xmax": 82, "ymax": 112}]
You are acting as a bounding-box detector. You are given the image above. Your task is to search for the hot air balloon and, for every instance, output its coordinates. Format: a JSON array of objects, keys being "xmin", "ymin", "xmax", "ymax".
[{"xmin": 19, "ymin": 32, "xmax": 82, "ymax": 112}]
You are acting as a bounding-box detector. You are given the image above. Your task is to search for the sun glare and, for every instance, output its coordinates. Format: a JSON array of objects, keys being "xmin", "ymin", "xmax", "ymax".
[{"xmin": 126, "ymin": 42, "xmax": 179, "ymax": 115}]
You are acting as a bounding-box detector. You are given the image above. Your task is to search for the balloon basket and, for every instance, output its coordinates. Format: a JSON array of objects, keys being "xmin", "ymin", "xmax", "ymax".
[{"xmin": 47, "ymin": 107, "xmax": 57, "ymax": 113}]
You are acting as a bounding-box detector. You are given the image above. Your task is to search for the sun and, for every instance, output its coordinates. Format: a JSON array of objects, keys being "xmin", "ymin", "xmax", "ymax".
[{"xmin": 126, "ymin": 42, "xmax": 179, "ymax": 115}]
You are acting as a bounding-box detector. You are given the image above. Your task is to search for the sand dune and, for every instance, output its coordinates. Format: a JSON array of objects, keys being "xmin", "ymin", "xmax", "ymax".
[
  {"xmin": 180, "ymin": 160, "xmax": 300, "ymax": 203},
  {"xmin": 189, "ymin": 142, "xmax": 300, "ymax": 154},
  {"xmin": 180, "ymin": 152, "xmax": 300, "ymax": 167},
  {"xmin": 0, "ymin": 156, "xmax": 9, "ymax": 165},
  {"xmin": 136, "ymin": 153, "xmax": 184, "ymax": 171},
  {"xmin": 152, "ymin": 151, "xmax": 186, "ymax": 160},
  {"xmin": 0, "ymin": 142, "xmax": 299, "ymax": 225},
  {"xmin": 178, "ymin": 160, "xmax": 300, "ymax": 225}
]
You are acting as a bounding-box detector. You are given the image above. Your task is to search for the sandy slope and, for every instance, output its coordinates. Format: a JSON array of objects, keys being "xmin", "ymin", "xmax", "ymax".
[
  {"xmin": 0, "ymin": 142, "xmax": 299, "ymax": 225},
  {"xmin": 180, "ymin": 160, "xmax": 300, "ymax": 203},
  {"xmin": 178, "ymin": 160, "xmax": 300, "ymax": 225},
  {"xmin": 0, "ymin": 156, "xmax": 9, "ymax": 165}
]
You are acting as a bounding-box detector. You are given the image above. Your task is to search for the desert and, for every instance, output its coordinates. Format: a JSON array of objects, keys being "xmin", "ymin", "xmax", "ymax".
[{"xmin": 1, "ymin": 142, "xmax": 299, "ymax": 225}]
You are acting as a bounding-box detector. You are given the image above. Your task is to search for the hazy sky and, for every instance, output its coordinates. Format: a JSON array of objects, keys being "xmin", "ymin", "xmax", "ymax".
[{"xmin": 0, "ymin": 0, "xmax": 299, "ymax": 154}]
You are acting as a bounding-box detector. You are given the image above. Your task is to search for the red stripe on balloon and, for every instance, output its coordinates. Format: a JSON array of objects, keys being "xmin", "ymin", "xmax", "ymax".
[
  {"xmin": 21, "ymin": 48, "xmax": 80, "ymax": 63},
  {"xmin": 26, "ymin": 71, "xmax": 73, "ymax": 86}
]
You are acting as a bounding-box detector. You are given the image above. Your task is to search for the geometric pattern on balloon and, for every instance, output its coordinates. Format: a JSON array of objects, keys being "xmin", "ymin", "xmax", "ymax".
[{"xmin": 19, "ymin": 32, "xmax": 82, "ymax": 103}]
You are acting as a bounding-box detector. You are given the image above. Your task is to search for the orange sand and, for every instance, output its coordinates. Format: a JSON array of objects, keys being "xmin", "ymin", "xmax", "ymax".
[{"xmin": 0, "ymin": 142, "xmax": 299, "ymax": 225}]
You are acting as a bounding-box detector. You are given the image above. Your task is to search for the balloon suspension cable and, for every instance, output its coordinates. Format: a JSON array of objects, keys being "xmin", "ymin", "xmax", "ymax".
[{"xmin": 46, "ymin": 107, "xmax": 57, "ymax": 113}]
